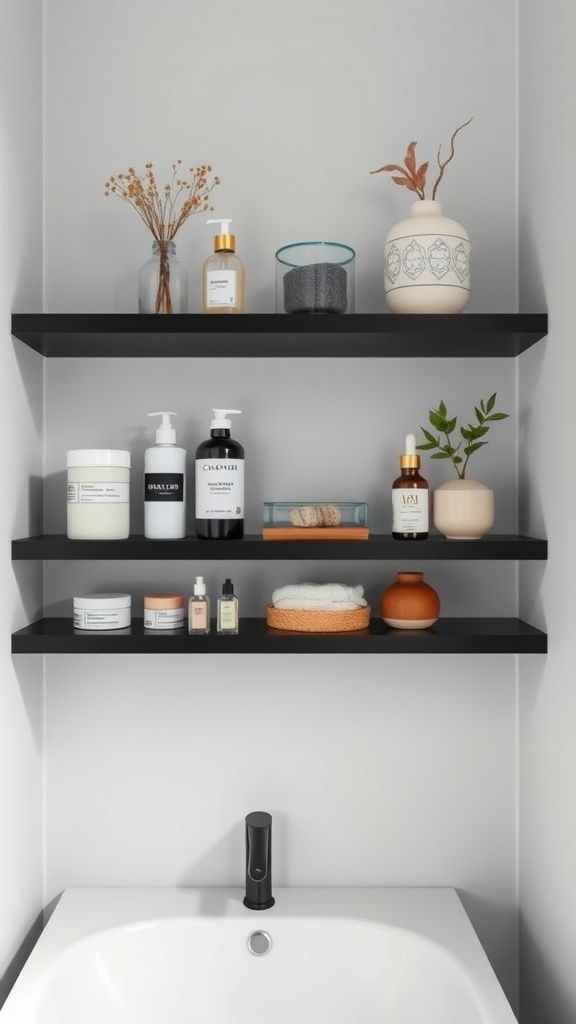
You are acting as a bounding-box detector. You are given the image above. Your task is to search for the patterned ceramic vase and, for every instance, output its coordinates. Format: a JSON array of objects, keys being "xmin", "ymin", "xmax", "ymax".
[
  {"xmin": 384, "ymin": 200, "xmax": 470, "ymax": 313},
  {"xmin": 380, "ymin": 571, "xmax": 440, "ymax": 629}
]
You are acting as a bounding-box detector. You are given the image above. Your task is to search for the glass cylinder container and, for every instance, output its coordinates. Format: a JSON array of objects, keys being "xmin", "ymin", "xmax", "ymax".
[
  {"xmin": 138, "ymin": 239, "xmax": 188, "ymax": 314},
  {"xmin": 275, "ymin": 241, "xmax": 355, "ymax": 314}
]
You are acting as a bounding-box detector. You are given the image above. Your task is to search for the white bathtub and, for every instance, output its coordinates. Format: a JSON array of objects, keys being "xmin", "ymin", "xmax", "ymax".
[{"xmin": 0, "ymin": 887, "xmax": 518, "ymax": 1023}]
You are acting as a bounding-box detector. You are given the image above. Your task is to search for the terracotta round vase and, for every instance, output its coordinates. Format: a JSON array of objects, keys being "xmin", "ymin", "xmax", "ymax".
[
  {"xmin": 432, "ymin": 478, "xmax": 494, "ymax": 540},
  {"xmin": 384, "ymin": 200, "xmax": 470, "ymax": 313},
  {"xmin": 380, "ymin": 572, "xmax": 440, "ymax": 629}
]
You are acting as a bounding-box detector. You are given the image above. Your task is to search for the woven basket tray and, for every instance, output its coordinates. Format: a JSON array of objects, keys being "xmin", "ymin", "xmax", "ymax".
[{"xmin": 266, "ymin": 603, "xmax": 371, "ymax": 633}]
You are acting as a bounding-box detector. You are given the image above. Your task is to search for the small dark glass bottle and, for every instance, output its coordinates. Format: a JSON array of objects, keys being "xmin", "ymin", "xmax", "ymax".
[
  {"xmin": 195, "ymin": 409, "xmax": 244, "ymax": 539},
  {"xmin": 391, "ymin": 433, "xmax": 429, "ymax": 540}
]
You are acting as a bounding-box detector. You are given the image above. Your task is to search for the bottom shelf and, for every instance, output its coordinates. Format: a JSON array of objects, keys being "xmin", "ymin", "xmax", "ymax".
[{"xmin": 11, "ymin": 617, "xmax": 547, "ymax": 654}]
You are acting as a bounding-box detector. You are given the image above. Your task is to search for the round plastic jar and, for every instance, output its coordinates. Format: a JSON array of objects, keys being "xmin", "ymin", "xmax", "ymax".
[
  {"xmin": 143, "ymin": 593, "xmax": 185, "ymax": 630},
  {"xmin": 67, "ymin": 450, "xmax": 131, "ymax": 540},
  {"xmin": 73, "ymin": 593, "xmax": 131, "ymax": 631}
]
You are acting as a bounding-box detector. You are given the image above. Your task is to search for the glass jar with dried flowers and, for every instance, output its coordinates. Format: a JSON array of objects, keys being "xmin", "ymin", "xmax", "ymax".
[
  {"xmin": 371, "ymin": 120, "xmax": 472, "ymax": 314},
  {"xmin": 104, "ymin": 161, "xmax": 220, "ymax": 314}
]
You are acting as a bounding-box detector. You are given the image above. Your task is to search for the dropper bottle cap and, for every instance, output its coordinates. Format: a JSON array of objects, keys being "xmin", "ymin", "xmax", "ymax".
[
  {"xmin": 194, "ymin": 576, "xmax": 206, "ymax": 596},
  {"xmin": 222, "ymin": 578, "xmax": 234, "ymax": 596},
  {"xmin": 399, "ymin": 432, "xmax": 420, "ymax": 469}
]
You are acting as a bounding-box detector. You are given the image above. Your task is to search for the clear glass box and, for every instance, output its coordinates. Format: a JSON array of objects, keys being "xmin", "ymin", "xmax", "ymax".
[
  {"xmin": 263, "ymin": 501, "xmax": 368, "ymax": 530},
  {"xmin": 275, "ymin": 242, "xmax": 356, "ymax": 314}
]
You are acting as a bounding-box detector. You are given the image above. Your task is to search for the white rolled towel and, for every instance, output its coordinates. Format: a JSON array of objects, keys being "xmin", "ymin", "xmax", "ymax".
[{"xmin": 271, "ymin": 583, "xmax": 367, "ymax": 611}]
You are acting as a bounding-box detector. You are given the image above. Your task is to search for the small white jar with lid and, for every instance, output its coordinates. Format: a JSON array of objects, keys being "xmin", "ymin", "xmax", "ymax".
[
  {"xmin": 67, "ymin": 449, "xmax": 131, "ymax": 540},
  {"xmin": 73, "ymin": 593, "xmax": 131, "ymax": 631}
]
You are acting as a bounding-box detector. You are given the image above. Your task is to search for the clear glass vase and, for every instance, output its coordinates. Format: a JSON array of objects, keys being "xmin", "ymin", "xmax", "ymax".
[{"xmin": 138, "ymin": 239, "xmax": 188, "ymax": 314}]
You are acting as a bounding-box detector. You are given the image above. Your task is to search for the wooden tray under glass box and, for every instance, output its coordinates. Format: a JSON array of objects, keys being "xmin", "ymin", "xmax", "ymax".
[{"xmin": 262, "ymin": 501, "xmax": 369, "ymax": 540}]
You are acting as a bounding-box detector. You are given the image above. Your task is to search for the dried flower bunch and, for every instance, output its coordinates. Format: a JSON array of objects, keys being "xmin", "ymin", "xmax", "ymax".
[
  {"xmin": 418, "ymin": 392, "xmax": 508, "ymax": 479},
  {"xmin": 371, "ymin": 118, "xmax": 472, "ymax": 200},
  {"xmin": 104, "ymin": 160, "xmax": 220, "ymax": 241}
]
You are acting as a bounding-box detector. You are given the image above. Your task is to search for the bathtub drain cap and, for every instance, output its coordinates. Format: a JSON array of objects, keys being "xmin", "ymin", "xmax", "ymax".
[{"xmin": 247, "ymin": 930, "xmax": 272, "ymax": 956}]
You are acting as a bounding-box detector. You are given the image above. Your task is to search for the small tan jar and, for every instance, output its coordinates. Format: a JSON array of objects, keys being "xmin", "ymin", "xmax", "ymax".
[{"xmin": 143, "ymin": 593, "xmax": 185, "ymax": 630}]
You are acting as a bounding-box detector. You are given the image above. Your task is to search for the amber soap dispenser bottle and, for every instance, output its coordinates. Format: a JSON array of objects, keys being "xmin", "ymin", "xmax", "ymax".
[{"xmin": 392, "ymin": 433, "xmax": 429, "ymax": 539}]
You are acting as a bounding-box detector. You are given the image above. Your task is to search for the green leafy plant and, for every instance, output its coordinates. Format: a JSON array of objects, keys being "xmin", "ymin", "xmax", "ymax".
[{"xmin": 417, "ymin": 393, "xmax": 509, "ymax": 479}]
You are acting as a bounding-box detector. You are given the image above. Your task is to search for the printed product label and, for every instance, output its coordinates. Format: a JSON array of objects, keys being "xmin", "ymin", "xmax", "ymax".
[
  {"xmin": 144, "ymin": 608, "xmax": 185, "ymax": 629},
  {"xmin": 195, "ymin": 458, "xmax": 244, "ymax": 519},
  {"xmin": 68, "ymin": 482, "xmax": 130, "ymax": 504},
  {"xmin": 190, "ymin": 603, "xmax": 208, "ymax": 628},
  {"xmin": 145, "ymin": 473, "xmax": 184, "ymax": 502},
  {"xmin": 218, "ymin": 600, "xmax": 237, "ymax": 630},
  {"xmin": 74, "ymin": 609, "xmax": 126, "ymax": 629},
  {"xmin": 206, "ymin": 269, "xmax": 237, "ymax": 308},
  {"xmin": 391, "ymin": 489, "xmax": 429, "ymax": 533}
]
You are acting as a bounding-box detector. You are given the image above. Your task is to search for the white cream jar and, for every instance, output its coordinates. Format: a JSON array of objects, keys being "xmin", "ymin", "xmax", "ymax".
[
  {"xmin": 67, "ymin": 449, "xmax": 131, "ymax": 540},
  {"xmin": 73, "ymin": 593, "xmax": 131, "ymax": 631}
]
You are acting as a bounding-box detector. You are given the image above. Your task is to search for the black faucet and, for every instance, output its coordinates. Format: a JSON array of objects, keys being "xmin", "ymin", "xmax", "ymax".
[{"xmin": 243, "ymin": 811, "xmax": 275, "ymax": 910}]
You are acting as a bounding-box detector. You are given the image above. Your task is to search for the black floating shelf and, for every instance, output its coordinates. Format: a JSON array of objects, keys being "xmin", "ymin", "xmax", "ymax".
[
  {"xmin": 12, "ymin": 617, "xmax": 547, "ymax": 655},
  {"xmin": 11, "ymin": 313, "xmax": 548, "ymax": 358},
  {"xmin": 11, "ymin": 534, "xmax": 548, "ymax": 561}
]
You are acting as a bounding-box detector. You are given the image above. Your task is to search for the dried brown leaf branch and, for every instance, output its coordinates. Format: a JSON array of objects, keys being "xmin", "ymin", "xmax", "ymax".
[{"xmin": 371, "ymin": 119, "xmax": 472, "ymax": 201}]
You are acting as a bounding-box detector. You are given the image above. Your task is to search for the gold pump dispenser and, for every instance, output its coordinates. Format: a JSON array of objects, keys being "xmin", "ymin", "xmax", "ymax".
[{"xmin": 212, "ymin": 227, "xmax": 235, "ymax": 252}]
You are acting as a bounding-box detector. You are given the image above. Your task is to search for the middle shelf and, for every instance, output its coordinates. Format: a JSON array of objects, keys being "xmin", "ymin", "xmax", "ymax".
[
  {"xmin": 12, "ymin": 534, "xmax": 548, "ymax": 561},
  {"xmin": 12, "ymin": 617, "xmax": 548, "ymax": 655}
]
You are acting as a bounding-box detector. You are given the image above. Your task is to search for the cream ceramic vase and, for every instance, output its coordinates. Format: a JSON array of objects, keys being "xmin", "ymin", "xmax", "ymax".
[
  {"xmin": 432, "ymin": 479, "xmax": 494, "ymax": 540},
  {"xmin": 384, "ymin": 200, "xmax": 470, "ymax": 313}
]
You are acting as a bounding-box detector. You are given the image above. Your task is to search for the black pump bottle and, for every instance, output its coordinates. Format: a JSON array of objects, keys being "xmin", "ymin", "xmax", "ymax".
[{"xmin": 195, "ymin": 409, "xmax": 244, "ymax": 539}]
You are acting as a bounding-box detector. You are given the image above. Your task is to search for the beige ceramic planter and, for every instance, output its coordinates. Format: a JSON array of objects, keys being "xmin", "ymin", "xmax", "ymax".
[{"xmin": 432, "ymin": 479, "xmax": 494, "ymax": 540}]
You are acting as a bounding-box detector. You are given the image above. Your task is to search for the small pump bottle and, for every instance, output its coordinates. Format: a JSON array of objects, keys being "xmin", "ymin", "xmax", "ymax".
[
  {"xmin": 188, "ymin": 576, "xmax": 210, "ymax": 634},
  {"xmin": 195, "ymin": 409, "xmax": 244, "ymax": 539},
  {"xmin": 217, "ymin": 578, "xmax": 239, "ymax": 634},
  {"xmin": 392, "ymin": 433, "xmax": 429, "ymax": 540},
  {"xmin": 202, "ymin": 218, "xmax": 245, "ymax": 314},
  {"xmin": 144, "ymin": 412, "xmax": 186, "ymax": 539}
]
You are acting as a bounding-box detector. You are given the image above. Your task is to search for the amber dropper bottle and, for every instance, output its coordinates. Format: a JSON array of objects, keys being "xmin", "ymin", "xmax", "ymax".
[{"xmin": 391, "ymin": 433, "xmax": 429, "ymax": 539}]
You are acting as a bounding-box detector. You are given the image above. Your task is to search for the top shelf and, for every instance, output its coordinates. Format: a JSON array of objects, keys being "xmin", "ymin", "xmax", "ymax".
[{"xmin": 11, "ymin": 313, "xmax": 548, "ymax": 358}]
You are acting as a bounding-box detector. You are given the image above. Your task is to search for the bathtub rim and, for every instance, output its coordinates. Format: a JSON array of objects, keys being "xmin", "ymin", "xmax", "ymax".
[{"xmin": 0, "ymin": 887, "xmax": 518, "ymax": 1023}]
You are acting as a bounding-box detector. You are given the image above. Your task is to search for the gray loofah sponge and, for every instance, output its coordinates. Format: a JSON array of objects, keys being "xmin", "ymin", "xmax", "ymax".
[{"xmin": 283, "ymin": 262, "xmax": 348, "ymax": 314}]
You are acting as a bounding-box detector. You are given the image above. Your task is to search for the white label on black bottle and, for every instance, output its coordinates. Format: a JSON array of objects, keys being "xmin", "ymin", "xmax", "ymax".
[
  {"xmin": 392, "ymin": 489, "xmax": 429, "ymax": 532},
  {"xmin": 206, "ymin": 269, "xmax": 237, "ymax": 307},
  {"xmin": 195, "ymin": 458, "xmax": 244, "ymax": 519}
]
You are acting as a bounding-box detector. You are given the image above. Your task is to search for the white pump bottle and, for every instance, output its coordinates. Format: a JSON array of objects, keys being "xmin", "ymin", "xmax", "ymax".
[
  {"xmin": 202, "ymin": 218, "xmax": 245, "ymax": 314},
  {"xmin": 144, "ymin": 411, "xmax": 187, "ymax": 539}
]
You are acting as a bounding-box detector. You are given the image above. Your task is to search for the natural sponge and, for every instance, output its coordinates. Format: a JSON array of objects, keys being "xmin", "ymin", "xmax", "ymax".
[{"xmin": 289, "ymin": 504, "xmax": 342, "ymax": 527}]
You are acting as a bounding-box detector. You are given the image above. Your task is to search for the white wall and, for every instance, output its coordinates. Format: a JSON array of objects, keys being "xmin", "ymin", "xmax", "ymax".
[
  {"xmin": 0, "ymin": 0, "xmax": 44, "ymax": 1002},
  {"xmin": 9, "ymin": 0, "xmax": 524, "ymax": 1011},
  {"xmin": 44, "ymin": 0, "xmax": 518, "ymax": 314},
  {"xmin": 518, "ymin": 1, "xmax": 576, "ymax": 1022}
]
